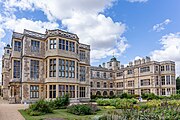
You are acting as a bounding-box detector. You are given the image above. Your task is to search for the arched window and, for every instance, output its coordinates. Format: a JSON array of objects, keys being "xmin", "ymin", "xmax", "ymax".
[
  {"xmin": 103, "ymin": 91, "xmax": 108, "ymax": 96},
  {"xmin": 96, "ymin": 91, "xmax": 101, "ymax": 96},
  {"xmin": 110, "ymin": 91, "xmax": 114, "ymax": 96}
]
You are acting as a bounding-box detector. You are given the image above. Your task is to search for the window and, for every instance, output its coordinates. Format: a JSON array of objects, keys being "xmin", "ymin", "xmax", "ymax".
[
  {"xmin": 127, "ymin": 69, "xmax": 133, "ymax": 74},
  {"xmin": 80, "ymin": 66, "xmax": 86, "ymax": 81},
  {"xmin": 117, "ymin": 72, "xmax": 123, "ymax": 77},
  {"xmin": 128, "ymin": 89, "xmax": 134, "ymax": 94},
  {"xmin": 167, "ymin": 88, "xmax": 171, "ymax": 95},
  {"xmin": 59, "ymin": 59, "xmax": 75, "ymax": 78},
  {"xmin": 58, "ymin": 85, "xmax": 65, "ymax": 97},
  {"xmin": 171, "ymin": 65, "xmax": 175, "ymax": 71},
  {"xmin": 7, "ymin": 50, "xmax": 9, "ymax": 53},
  {"xmin": 172, "ymin": 88, "xmax": 176, "ymax": 94},
  {"xmin": 49, "ymin": 59, "xmax": 56, "ymax": 77},
  {"xmin": 97, "ymin": 72, "xmax": 100, "ymax": 77},
  {"xmin": 30, "ymin": 85, "xmax": 39, "ymax": 98},
  {"xmin": 155, "ymin": 76, "xmax": 159, "ymax": 85},
  {"xmin": 13, "ymin": 60, "xmax": 20, "ymax": 78},
  {"xmin": 161, "ymin": 88, "xmax": 166, "ymax": 95},
  {"xmin": 77, "ymin": 62, "xmax": 79, "ymax": 79},
  {"xmin": 65, "ymin": 60, "xmax": 69, "ymax": 78},
  {"xmin": 155, "ymin": 66, "xmax": 159, "ymax": 71},
  {"xmin": 80, "ymin": 50, "xmax": 86, "ymax": 60},
  {"xmin": 166, "ymin": 75, "xmax": 170, "ymax": 85},
  {"xmin": 110, "ymin": 73, "xmax": 112, "ymax": 77},
  {"xmin": 127, "ymin": 80, "xmax": 134, "ymax": 87},
  {"xmin": 66, "ymin": 41, "xmax": 68, "ymax": 51},
  {"xmin": 141, "ymin": 89, "xmax": 150, "ymax": 94},
  {"xmin": 14, "ymin": 41, "xmax": 21, "ymax": 52},
  {"xmin": 141, "ymin": 79, "xmax": 150, "ymax": 86},
  {"xmin": 110, "ymin": 83, "xmax": 113, "ymax": 88},
  {"xmin": 103, "ymin": 72, "xmax": 106, "ymax": 78},
  {"xmin": 90, "ymin": 82, "xmax": 93, "ymax": 87},
  {"xmin": 80, "ymin": 87, "xmax": 85, "ymax": 97},
  {"xmin": 59, "ymin": 39, "xmax": 65, "ymax": 50},
  {"xmin": 109, "ymin": 62, "xmax": 112, "ymax": 66},
  {"xmin": 97, "ymin": 82, "xmax": 100, "ymax": 88},
  {"xmin": 161, "ymin": 66, "xmax": 165, "ymax": 71},
  {"xmin": 50, "ymin": 39, "xmax": 56, "ymax": 49},
  {"xmin": 117, "ymin": 90, "xmax": 123, "ymax": 95},
  {"xmin": 104, "ymin": 82, "xmax": 107, "ymax": 88},
  {"xmin": 70, "ymin": 85, "xmax": 75, "ymax": 98},
  {"xmin": 69, "ymin": 61, "xmax": 75, "ymax": 78},
  {"xmin": 140, "ymin": 66, "xmax": 150, "ymax": 73},
  {"xmin": 161, "ymin": 76, "xmax": 165, "ymax": 85},
  {"xmin": 171, "ymin": 76, "xmax": 175, "ymax": 85},
  {"xmin": 49, "ymin": 85, "xmax": 56, "ymax": 98},
  {"xmin": 166, "ymin": 65, "xmax": 170, "ymax": 71},
  {"xmin": 31, "ymin": 40, "xmax": 40, "ymax": 52},
  {"xmin": 117, "ymin": 82, "xmax": 123, "ymax": 88},
  {"xmin": 30, "ymin": 60, "xmax": 39, "ymax": 79},
  {"xmin": 69, "ymin": 41, "xmax": 75, "ymax": 52},
  {"xmin": 156, "ymin": 89, "xmax": 159, "ymax": 95},
  {"xmin": 59, "ymin": 59, "xmax": 65, "ymax": 77}
]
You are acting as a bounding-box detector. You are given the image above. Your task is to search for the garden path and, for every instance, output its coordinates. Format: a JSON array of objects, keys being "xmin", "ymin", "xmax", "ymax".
[{"xmin": 0, "ymin": 97, "xmax": 26, "ymax": 120}]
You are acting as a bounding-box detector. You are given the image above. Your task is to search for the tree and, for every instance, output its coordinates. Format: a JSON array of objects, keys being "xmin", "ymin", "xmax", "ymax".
[{"xmin": 176, "ymin": 77, "xmax": 180, "ymax": 94}]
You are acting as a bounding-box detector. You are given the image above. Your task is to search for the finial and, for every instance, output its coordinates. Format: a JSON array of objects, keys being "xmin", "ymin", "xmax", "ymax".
[{"xmin": 113, "ymin": 52, "xmax": 115, "ymax": 57}]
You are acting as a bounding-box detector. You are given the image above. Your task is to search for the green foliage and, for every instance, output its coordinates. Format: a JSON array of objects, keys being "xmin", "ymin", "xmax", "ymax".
[
  {"xmin": 53, "ymin": 94, "xmax": 70, "ymax": 109},
  {"xmin": 95, "ymin": 100, "xmax": 180, "ymax": 120},
  {"xmin": 96, "ymin": 98, "xmax": 137, "ymax": 109},
  {"xmin": 176, "ymin": 77, "xmax": 180, "ymax": 90},
  {"xmin": 141, "ymin": 93, "xmax": 159, "ymax": 100},
  {"xmin": 170, "ymin": 94, "xmax": 180, "ymax": 100},
  {"xmin": 27, "ymin": 95, "xmax": 70, "ymax": 116},
  {"xmin": 118, "ymin": 93, "xmax": 135, "ymax": 99},
  {"xmin": 28, "ymin": 99, "xmax": 53, "ymax": 116},
  {"xmin": 67, "ymin": 104, "xmax": 97, "ymax": 115}
]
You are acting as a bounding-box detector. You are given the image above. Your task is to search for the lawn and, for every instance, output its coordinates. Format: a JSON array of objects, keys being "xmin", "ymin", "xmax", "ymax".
[{"xmin": 19, "ymin": 107, "xmax": 106, "ymax": 120}]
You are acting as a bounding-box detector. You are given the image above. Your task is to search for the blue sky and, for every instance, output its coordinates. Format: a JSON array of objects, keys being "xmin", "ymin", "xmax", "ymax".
[{"xmin": 0, "ymin": 0, "xmax": 180, "ymax": 76}]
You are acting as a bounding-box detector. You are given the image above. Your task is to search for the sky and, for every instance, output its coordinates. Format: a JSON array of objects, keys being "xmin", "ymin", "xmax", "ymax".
[{"xmin": 0, "ymin": 0, "xmax": 180, "ymax": 80}]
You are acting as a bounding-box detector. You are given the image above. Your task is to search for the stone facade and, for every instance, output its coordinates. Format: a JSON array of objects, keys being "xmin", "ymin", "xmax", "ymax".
[
  {"xmin": 2, "ymin": 29, "xmax": 90, "ymax": 103},
  {"xmin": 1, "ymin": 29, "xmax": 177, "ymax": 104},
  {"xmin": 90, "ymin": 57, "xmax": 176, "ymax": 97}
]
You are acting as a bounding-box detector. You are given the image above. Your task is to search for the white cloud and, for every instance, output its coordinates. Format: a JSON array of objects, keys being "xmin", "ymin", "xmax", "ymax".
[
  {"xmin": 126, "ymin": 0, "xmax": 148, "ymax": 3},
  {"xmin": 3, "ymin": 17, "xmax": 59, "ymax": 33},
  {"xmin": 153, "ymin": 19, "xmax": 171, "ymax": 32},
  {"xmin": 0, "ymin": 13, "xmax": 59, "ymax": 82},
  {"xmin": 151, "ymin": 32, "xmax": 180, "ymax": 76},
  {"xmin": 0, "ymin": 0, "xmax": 129, "ymax": 63}
]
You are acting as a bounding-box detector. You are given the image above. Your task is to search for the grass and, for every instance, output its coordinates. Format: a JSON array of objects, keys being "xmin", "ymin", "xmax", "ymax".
[{"xmin": 19, "ymin": 107, "xmax": 106, "ymax": 120}]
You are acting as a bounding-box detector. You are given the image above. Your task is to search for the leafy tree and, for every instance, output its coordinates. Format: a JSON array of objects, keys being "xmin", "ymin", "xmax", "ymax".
[{"xmin": 176, "ymin": 77, "xmax": 180, "ymax": 92}]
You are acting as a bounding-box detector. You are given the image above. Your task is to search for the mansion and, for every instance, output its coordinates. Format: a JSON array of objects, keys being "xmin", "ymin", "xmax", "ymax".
[{"xmin": 1, "ymin": 29, "xmax": 176, "ymax": 103}]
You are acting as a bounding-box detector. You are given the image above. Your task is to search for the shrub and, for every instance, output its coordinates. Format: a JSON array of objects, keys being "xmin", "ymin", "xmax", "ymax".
[
  {"xmin": 170, "ymin": 94, "xmax": 180, "ymax": 100},
  {"xmin": 53, "ymin": 94, "xmax": 70, "ymax": 109},
  {"xmin": 67, "ymin": 104, "xmax": 94, "ymax": 115},
  {"xmin": 96, "ymin": 99, "xmax": 111, "ymax": 106},
  {"xmin": 96, "ymin": 98, "xmax": 137, "ymax": 109},
  {"xmin": 28, "ymin": 99, "xmax": 53, "ymax": 116},
  {"xmin": 118, "ymin": 93, "xmax": 134, "ymax": 99},
  {"xmin": 104, "ymin": 106, "xmax": 116, "ymax": 109}
]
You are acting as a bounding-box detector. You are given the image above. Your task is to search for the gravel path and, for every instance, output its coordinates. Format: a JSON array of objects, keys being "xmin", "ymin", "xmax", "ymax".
[{"xmin": 0, "ymin": 98, "xmax": 26, "ymax": 120}]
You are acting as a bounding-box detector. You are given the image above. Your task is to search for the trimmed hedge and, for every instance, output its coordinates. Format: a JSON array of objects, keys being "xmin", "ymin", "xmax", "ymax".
[{"xmin": 67, "ymin": 104, "xmax": 99, "ymax": 115}]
